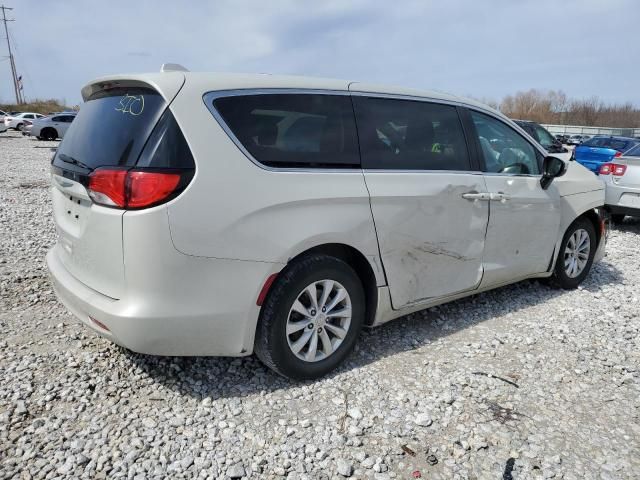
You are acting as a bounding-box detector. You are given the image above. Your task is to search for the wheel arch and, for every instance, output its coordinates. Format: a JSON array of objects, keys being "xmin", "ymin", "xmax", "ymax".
[
  {"xmin": 284, "ymin": 243, "xmax": 381, "ymax": 327},
  {"xmin": 41, "ymin": 127, "xmax": 58, "ymax": 139},
  {"xmin": 550, "ymin": 205, "xmax": 604, "ymax": 272}
]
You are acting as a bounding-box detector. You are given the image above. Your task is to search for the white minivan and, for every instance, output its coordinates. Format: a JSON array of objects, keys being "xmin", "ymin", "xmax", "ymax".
[{"xmin": 47, "ymin": 70, "xmax": 607, "ymax": 379}]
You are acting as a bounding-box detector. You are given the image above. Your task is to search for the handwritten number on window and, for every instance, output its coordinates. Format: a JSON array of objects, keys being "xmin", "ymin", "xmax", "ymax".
[{"xmin": 115, "ymin": 94, "xmax": 145, "ymax": 116}]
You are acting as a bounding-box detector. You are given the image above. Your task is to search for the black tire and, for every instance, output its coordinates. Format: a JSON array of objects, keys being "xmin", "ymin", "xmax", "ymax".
[
  {"xmin": 611, "ymin": 214, "xmax": 625, "ymax": 225},
  {"xmin": 255, "ymin": 254, "xmax": 365, "ymax": 380},
  {"xmin": 41, "ymin": 128, "xmax": 57, "ymax": 141},
  {"xmin": 15, "ymin": 123, "xmax": 23, "ymax": 131},
  {"xmin": 550, "ymin": 217, "xmax": 596, "ymax": 289}
]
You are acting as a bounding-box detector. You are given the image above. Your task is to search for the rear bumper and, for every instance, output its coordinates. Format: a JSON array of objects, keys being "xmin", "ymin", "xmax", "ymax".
[
  {"xmin": 47, "ymin": 239, "xmax": 283, "ymax": 357},
  {"xmin": 604, "ymin": 182, "xmax": 640, "ymax": 217}
]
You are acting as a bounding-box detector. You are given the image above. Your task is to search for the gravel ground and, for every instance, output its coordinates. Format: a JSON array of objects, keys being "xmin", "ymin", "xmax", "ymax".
[{"xmin": 1, "ymin": 129, "xmax": 639, "ymax": 480}]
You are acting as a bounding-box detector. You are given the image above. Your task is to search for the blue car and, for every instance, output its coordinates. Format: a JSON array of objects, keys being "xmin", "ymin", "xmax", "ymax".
[{"xmin": 574, "ymin": 136, "xmax": 639, "ymax": 173}]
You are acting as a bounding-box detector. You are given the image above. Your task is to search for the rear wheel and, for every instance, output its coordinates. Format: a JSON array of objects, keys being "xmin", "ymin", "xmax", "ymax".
[
  {"xmin": 15, "ymin": 123, "xmax": 23, "ymax": 131},
  {"xmin": 41, "ymin": 128, "xmax": 57, "ymax": 141},
  {"xmin": 611, "ymin": 214, "xmax": 625, "ymax": 225},
  {"xmin": 255, "ymin": 254, "xmax": 365, "ymax": 380},
  {"xmin": 550, "ymin": 218, "xmax": 596, "ymax": 289}
]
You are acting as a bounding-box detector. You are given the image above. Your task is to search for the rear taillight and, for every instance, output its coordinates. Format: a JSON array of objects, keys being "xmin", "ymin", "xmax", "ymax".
[
  {"xmin": 612, "ymin": 164, "xmax": 627, "ymax": 176},
  {"xmin": 599, "ymin": 163, "xmax": 627, "ymax": 176},
  {"xmin": 614, "ymin": 151, "xmax": 622, "ymax": 158},
  {"xmin": 88, "ymin": 169, "xmax": 183, "ymax": 209},
  {"xmin": 599, "ymin": 163, "xmax": 612, "ymax": 175}
]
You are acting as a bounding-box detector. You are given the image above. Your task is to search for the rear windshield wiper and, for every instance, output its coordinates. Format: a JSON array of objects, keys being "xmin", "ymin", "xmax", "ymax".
[{"xmin": 58, "ymin": 153, "xmax": 91, "ymax": 170}]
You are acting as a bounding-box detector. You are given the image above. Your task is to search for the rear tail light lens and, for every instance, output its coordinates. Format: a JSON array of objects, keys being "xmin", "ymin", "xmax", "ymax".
[
  {"xmin": 614, "ymin": 151, "xmax": 622, "ymax": 158},
  {"xmin": 612, "ymin": 164, "xmax": 627, "ymax": 176},
  {"xmin": 88, "ymin": 169, "xmax": 184, "ymax": 209},
  {"xmin": 599, "ymin": 163, "xmax": 612, "ymax": 175}
]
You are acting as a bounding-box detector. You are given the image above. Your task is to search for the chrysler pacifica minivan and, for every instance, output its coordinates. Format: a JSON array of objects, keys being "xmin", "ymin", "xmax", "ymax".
[{"xmin": 47, "ymin": 68, "xmax": 607, "ymax": 379}]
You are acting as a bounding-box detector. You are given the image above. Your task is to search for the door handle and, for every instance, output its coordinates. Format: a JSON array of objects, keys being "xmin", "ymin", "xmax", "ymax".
[
  {"xmin": 490, "ymin": 192, "xmax": 511, "ymax": 202},
  {"xmin": 462, "ymin": 192, "xmax": 491, "ymax": 201}
]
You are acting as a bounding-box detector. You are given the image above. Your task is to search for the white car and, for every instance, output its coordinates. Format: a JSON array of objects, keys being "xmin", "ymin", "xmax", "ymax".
[
  {"xmin": 4, "ymin": 112, "xmax": 45, "ymax": 130},
  {"xmin": 47, "ymin": 70, "xmax": 608, "ymax": 379},
  {"xmin": 0, "ymin": 109, "xmax": 7, "ymax": 123},
  {"xmin": 28, "ymin": 113, "xmax": 76, "ymax": 140},
  {"xmin": 0, "ymin": 121, "xmax": 6, "ymax": 134}
]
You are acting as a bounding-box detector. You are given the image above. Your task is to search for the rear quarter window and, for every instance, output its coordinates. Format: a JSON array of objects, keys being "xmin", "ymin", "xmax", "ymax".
[{"xmin": 213, "ymin": 94, "xmax": 360, "ymax": 168}]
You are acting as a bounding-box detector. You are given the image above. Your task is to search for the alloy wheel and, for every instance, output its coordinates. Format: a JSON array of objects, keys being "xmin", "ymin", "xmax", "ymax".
[{"xmin": 286, "ymin": 280, "xmax": 352, "ymax": 362}]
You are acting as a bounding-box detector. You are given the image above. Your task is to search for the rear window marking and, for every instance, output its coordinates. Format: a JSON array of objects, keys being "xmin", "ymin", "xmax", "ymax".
[{"xmin": 115, "ymin": 94, "xmax": 145, "ymax": 116}]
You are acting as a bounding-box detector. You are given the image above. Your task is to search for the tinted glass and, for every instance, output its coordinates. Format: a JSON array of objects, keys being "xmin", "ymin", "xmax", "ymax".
[
  {"xmin": 353, "ymin": 97, "xmax": 470, "ymax": 170},
  {"xmin": 53, "ymin": 87, "xmax": 166, "ymax": 172},
  {"xmin": 52, "ymin": 116, "xmax": 63, "ymax": 122},
  {"xmin": 214, "ymin": 94, "xmax": 359, "ymax": 168},
  {"xmin": 470, "ymin": 111, "xmax": 540, "ymax": 175},
  {"xmin": 136, "ymin": 109, "xmax": 195, "ymax": 169},
  {"xmin": 582, "ymin": 137, "xmax": 636, "ymax": 152},
  {"xmin": 624, "ymin": 143, "xmax": 640, "ymax": 157},
  {"xmin": 532, "ymin": 124, "xmax": 557, "ymax": 149}
]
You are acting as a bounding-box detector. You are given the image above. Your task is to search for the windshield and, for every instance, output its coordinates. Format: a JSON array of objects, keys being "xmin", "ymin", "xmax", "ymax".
[
  {"xmin": 532, "ymin": 124, "xmax": 557, "ymax": 148},
  {"xmin": 53, "ymin": 87, "xmax": 166, "ymax": 173}
]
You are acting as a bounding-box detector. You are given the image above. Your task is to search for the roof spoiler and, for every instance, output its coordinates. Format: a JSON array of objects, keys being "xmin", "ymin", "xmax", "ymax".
[{"xmin": 160, "ymin": 63, "xmax": 189, "ymax": 73}]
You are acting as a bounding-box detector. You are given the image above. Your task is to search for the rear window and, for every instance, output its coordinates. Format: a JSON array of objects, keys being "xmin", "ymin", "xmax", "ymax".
[
  {"xmin": 53, "ymin": 87, "xmax": 166, "ymax": 172},
  {"xmin": 213, "ymin": 94, "xmax": 359, "ymax": 168},
  {"xmin": 582, "ymin": 137, "xmax": 636, "ymax": 152},
  {"xmin": 624, "ymin": 143, "xmax": 640, "ymax": 157}
]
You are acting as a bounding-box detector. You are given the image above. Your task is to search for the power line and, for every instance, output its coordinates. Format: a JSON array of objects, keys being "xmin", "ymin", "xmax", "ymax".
[{"xmin": 1, "ymin": 5, "xmax": 23, "ymax": 104}]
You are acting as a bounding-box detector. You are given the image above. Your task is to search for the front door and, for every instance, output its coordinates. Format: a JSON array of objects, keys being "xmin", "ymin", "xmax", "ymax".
[
  {"xmin": 466, "ymin": 110, "xmax": 561, "ymax": 287},
  {"xmin": 352, "ymin": 94, "xmax": 489, "ymax": 309}
]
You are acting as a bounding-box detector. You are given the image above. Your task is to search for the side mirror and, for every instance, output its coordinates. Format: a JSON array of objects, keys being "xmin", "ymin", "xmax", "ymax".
[{"xmin": 540, "ymin": 156, "xmax": 567, "ymax": 190}]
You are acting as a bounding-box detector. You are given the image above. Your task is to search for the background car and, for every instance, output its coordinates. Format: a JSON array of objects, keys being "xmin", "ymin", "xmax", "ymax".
[
  {"xmin": 0, "ymin": 121, "xmax": 7, "ymax": 134},
  {"xmin": 28, "ymin": 113, "xmax": 76, "ymax": 140},
  {"xmin": 4, "ymin": 112, "xmax": 45, "ymax": 131},
  {"xmin": 514, "ymin": 120, "xmax": 571, "ymax": 161},
  {"xmin": 574, "ymin": 136, "xmax": 640, "ymax": 173},
  {"xmin": 599, "ymin": 143, "xmax": 640, "ymax": 223},
  {"xmin": 0, "ymin": 110, "xmax": 7, "ymax": 123},
  {"xmin": 567, "ymin": 134, "xmax": 587, "ymax": 145},
  {"xmin": 555, "ymin": 134, "xmax": 570, "ymax": 144}
]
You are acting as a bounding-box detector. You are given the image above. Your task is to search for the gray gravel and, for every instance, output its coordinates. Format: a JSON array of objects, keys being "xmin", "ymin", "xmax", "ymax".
[{"xmin": 1, "ymin": 129, "xmax": 639, "ymax": 479}]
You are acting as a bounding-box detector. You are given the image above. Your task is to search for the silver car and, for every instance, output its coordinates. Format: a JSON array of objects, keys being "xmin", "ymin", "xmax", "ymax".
[
  {"xmin": 47, "ymin": 70, "xmax": 608, "ymax": 379},
  {"xmin": 600, "ymin": 143, "xmax": 640, "ymax": 223},
  {"xmin": 27, "ymin": 113, "xmax": 76, "ymax": 140}
]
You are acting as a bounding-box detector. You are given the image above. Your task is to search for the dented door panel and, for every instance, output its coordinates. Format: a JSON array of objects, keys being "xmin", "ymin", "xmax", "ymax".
[
  {"xmin": 480, "ymin": 175, "xmax": 561, "ymax": 287},
  {"xmin": 364, "ymin": 171, "xmax": 489, "ymax": 309}
]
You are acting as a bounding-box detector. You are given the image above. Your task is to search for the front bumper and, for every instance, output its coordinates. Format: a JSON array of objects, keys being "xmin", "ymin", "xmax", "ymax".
[{"xmin": 593, "ymin": 208, "xmax": 608, "ymax": 263}]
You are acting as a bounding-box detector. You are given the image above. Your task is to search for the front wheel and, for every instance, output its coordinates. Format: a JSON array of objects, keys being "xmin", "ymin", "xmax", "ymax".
[
  {"xmin": 550, "ymin": 218, "xmax": 596, "ymax": 289},
  {"xmin": 255, "ymin": 254, "xmax": 365, "ymax": 380}
]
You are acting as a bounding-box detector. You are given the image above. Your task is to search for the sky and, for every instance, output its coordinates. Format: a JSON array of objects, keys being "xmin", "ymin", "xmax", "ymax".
[{"xmin": 1, "ymin": 0, "xmax": 639, "ymax": 106}]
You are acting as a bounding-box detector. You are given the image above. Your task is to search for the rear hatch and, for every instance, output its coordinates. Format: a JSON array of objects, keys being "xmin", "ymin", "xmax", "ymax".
[{"xmin": 50, "ymin": 74, "xmax": 185, "ymax": 298}]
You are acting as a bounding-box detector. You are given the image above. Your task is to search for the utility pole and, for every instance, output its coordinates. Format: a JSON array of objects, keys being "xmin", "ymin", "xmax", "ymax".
[{"xmin": 1, "ymin": 5, "xmax": 22, "ymax": 104}]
